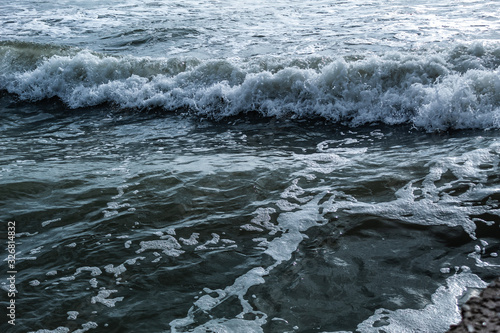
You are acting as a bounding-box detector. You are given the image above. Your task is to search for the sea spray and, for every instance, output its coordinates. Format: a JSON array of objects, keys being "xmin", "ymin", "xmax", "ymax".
[{"xmin": 1, "ymin": 42, "xmax": 499, "ymax": 131}]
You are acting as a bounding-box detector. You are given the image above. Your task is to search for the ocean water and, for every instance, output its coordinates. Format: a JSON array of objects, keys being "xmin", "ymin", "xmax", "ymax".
[{"xmin": 1, "ymin": 0, "xmax": 500, "ymax": 332}]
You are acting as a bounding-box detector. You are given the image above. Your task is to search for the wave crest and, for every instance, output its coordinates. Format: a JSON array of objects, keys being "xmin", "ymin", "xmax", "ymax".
[{"xmin": 1, "ymin": 41, "xmax": 499, "ymax": 131}]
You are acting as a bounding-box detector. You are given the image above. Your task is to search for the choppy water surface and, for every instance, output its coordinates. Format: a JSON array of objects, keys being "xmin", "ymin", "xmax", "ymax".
[
  {"xmin": 1, "ymin": 0, "xmax": 499, "ymax": 58},
  {"xmin": 1, "ymin": 0, "xmax": 500, "ymax": 332},
  {"xmin": 1, "ymin": 95, "xmax": 500, "ymax": 332}
]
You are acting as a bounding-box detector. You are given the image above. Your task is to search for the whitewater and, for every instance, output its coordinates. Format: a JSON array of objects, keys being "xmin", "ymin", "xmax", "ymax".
[
  {"xmin": 1, "ymin": 0, "xmax": 500, "ymax": 332},
  {"xmin": 0, "ymin": 41, "xmax": 499, "ymax": 131}
]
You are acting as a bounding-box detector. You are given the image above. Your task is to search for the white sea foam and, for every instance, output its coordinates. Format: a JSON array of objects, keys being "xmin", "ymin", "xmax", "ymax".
[
  {"xmin": 136, "ymin": 237, "xmax": 184, "ymax": 257},
  {"xmin": 73, "ymin": 322, "xmax": 98, "ymax": 333},
  {"xmin": 170, "ymin": 267, "xmax": 268, "ymax": 332},
  {"xmin": 320, "ymin": 141, "xmax": 500, "ymax": 239},
  {"xmin": 89, "ymin": 278, "xmax": 98, "ymax": 288},
  {"xmin": 29, "ymin": 246, "xmax": 44, "ymax": 254},
  {"xmin": 185, "ymin": 318, "xmax": 265, "ymax": 333},
  {"xmin": 1, "ymin": 42, "xmax": 499, "ymax": 131},
  {"xmin": 29, "ymin": 280, "xmax": 41, "ymax": 286},
  {"xmin": 248, "ymin": 208, "xmax": 279, "ymax": 234},
  {"xmin": 4, "ymin": 1, "xmax": 500, "ymax": 332},
  {"xmin": 171, "ymin": 183, "xmax": 327, "ymax": 332},
  {"xmin": 180, "ymin": 233, "xmax": 200, "ymax": 245},
  {"xmin": 28, "ymin": 328, "xmax": 70, "ymax": 333},
  {"xmin": 41, "ymin": 218, "xmax": 61, "ymax": 227},
  {"xmin": 75, "ymin": 267, "xmax": 102, "ymax": 277},
  {"xmin": 171, "ymin": 133, "xmax": 500, "ymax": 332},
  {"xmin": 104, "ymin": 257, "xmax": 145, "ymax": 277},
  {"xmin": 67, "ymin": 311, "xmax": 79, "ymax": 320},
  {"xmin": 195, "ymin": 233, "xmax": 221, "ymax": 251},
  {"xmin": 91, "ymin": 289, "xmax": 123, "ymax": 307},
  {"xmin": 355, "ymin": 270, "xmax": 487, "ymax": 333},
  {"xmin": 104, "ymin": 264, "xmax": 127, "ymax": 277}
]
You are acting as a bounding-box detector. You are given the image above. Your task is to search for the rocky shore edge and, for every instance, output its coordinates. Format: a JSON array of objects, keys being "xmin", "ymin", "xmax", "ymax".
[{"xmin": 447, "ymin": 277, "xmax": 500, "ymax": 333}]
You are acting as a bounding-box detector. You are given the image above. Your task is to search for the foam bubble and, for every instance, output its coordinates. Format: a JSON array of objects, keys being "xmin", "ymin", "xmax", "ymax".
[
  {"xmin": 171, "ymin": 267, "xmax": 268, "ymax": 332},
  {"xmin": 28, "ymin": 328, "xmax": 70, "ymax": 333},
  {"xmin": 29, "ymin": 280, "xmax": 41, "ymax": 286},
  {"xmin": 67, "ymin": 311, "xmax": 79, "ymax": 320},
  {"xmin": 75, "ymin": 267, "xmax": 102, "ymax": 277},
  {"xmin": 136, "ymin": 237, "xmax": 184, "ymax": 257},
  {"xmin": 248, "ymin": 208, "xmax": 279, "ymax": 234},
  {"xmin": 73, "ymin": 322, "xmax": 98, "ymax": 333},
  {"xmin": 187, "ymin": 318, "xmax": 265, "ymax": 333},
  {"xmin": 195, "ymin": 233, "xmax": 221, "ymax": 251},
  {"xmin": 89, "ymin": 278, "xmax": 98, "ymax": 288},
  {"xmin": 104, "ymin": 264, "xmax": 126, "ymax": 277},
  {"xmin": 275, "ymin": 199, "xmax": 300, "ymax": 212},
  {"xmin": 91, "ymin": 289, "xmax": 123, "ymax": 308}
]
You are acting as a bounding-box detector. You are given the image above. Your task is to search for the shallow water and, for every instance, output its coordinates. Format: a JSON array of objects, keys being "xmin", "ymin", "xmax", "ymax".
[
  {"xmin": 1, "ymin": 94, "xmax": 500, "ymax": 332},
  {"xmin": 1, "ymin": 0, "xmax": 500, "ymax": 332}
]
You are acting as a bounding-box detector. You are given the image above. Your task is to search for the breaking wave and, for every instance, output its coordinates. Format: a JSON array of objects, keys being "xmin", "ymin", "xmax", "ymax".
[{"xmin": 1, "ymin": 41, "xmax": 499, "ymax": 131}]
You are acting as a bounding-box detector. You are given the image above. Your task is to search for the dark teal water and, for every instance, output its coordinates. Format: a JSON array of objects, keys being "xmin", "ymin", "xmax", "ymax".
[
  {"xmin": 1, "ymin": 0, "xmax": 500, "ymax": 332},
  {"xmin": 1, "ymin": 94, "xmax": 500, "ymax": 332}
]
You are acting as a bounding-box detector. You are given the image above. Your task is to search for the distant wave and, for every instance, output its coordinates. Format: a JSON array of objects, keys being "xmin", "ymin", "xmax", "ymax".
[{"xmin": 1, "ymin": 40, "xmax": 499, "ymax": 131}]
